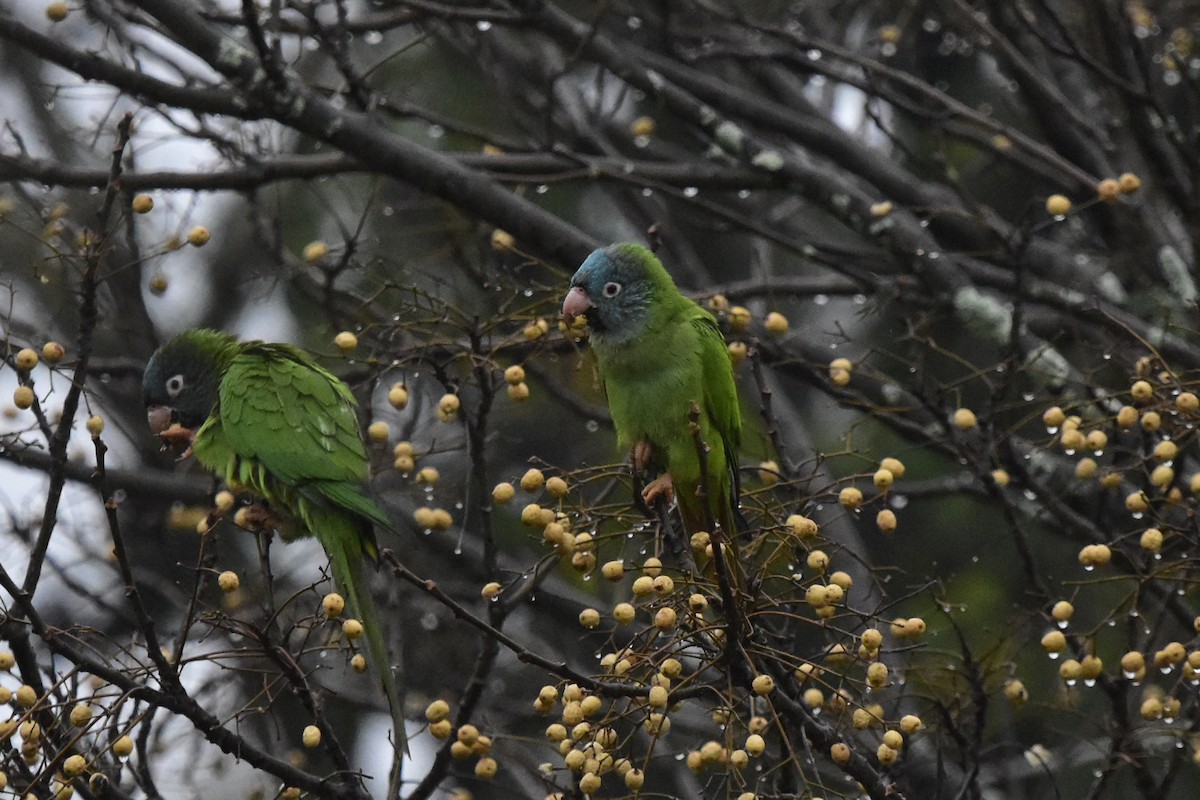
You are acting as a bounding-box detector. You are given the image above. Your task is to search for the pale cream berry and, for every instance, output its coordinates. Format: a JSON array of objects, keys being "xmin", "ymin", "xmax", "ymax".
[
  {"xmin": 647, "ymin": 685, "xmax": 669, "ymax": 708},
  {"xmin": 342, "ymin": 618, "xmax": 364, "ymax": 639},
  {"xmin": 870, "ymin": 200, "xmax": 894, "ymax": 217},
  {"xmin": 1131, "ymin": 380, "xmax": 1154, "ymax": 401},
  {"xmin": 745, "ymin": 733, "xmax": 766, "ymax": 756},
  {"xmin": 546, "ymin": 476, "xmax": 569, "ymax": 498},
  {"xmin": 1116, "ymin": 405, "xmax": 1138, "ymax": 428},
  {"xmin": 1042, "ymin": 406, "xmax": 1066, "ymax": 428},
  {"xmin": 1154, "ymin": 440, "xmax": 1178, "ymax": 461},
  {"xmin": 322, "ymin": 592, "xmax": 345, "ymax": 617},
  {"xmin": 15, "ymin": 685, "xmax": 37, "ymax": 708},
  {"xmin": 1118, "ymin": 172, "xmax": 1142, "ymax": 193},
  {"xmin": 333, "ymin": 331, "xmax": 358, "ymax": 351},
  {"xmin": 69, "ymin": 703, "xmax": 93, "ymax": 727},
  {"xmin": 481, "ymin": 582, "xmax": 503, "ymax": 600},
  {"xmin": 579, "ymin": 608, "xmax": 601, "ymax": 629},
  {"xmin": 829, "ymin": 357, "xmax": 853, "ymax": 386},
  {"xmin": 491, "ymin": 482, "xmax": 515, "ymax": 504},
  {"xmin": 578, "ymin": 772, "xmax": 600, "ymax": 793},
  {"xmin": 416, "ymin": 466, "xmax": 439, "ymax": 485},
  {"xmin": 1004, "ymin": 679, "xmax": 1028, "ymax": 706},
  {"xmin": 113, "ymin": 734, "xmax": 134, "ymax": 757},
  {"xmin": 62, "ymin": 754, "xmax": 87, "ymax": 777},
  {"xmin": 303, "ymin": 241, "xmax": 330, "ymax": 262},
  {"xmin": 839, "ymin": 486, "xmax": 864, "ymax": 510},
  {"xmin": 367, "ymin": 421, "xmax": 389, "ymax": 442},
  {"xmin": 504, "ymin": 365, "xmax": 525, "ymax": 385},
  {"xmin": 899, "ymin": 714, "xmax": 923, "ymax": 734},
  {"xmin": 1125, "ymin": 491, "xmax": 1149, "ymax": 513},
  {"xmin": 387, "ymin": 382, "xmax": 409, "ymax": 409},
  {"xmin": 806, "ymin": 549, "xmax": 829, "ymax": 572},
  {"xmin": 45, "ymin": 2, "xmax": 69, "ymax": 21},
  {"xmin": 1045, "ymin": 194, "xmax": 1071, "ymax": 215},
  {"xmin": 1141, "ymin": 411, "xmax": 1162, "ymax": 431},
  {"xmin": 758, "ymin": 460, "xmax": 780, "ymax": 486},
  {"xmin": 1041, "ymin": 630, "xmax": 1067, "ymax": 653},
  {"xmin": 429, "ymin": 719, "xmax": 452, "ymax": 739},
  {"xmin": 302, "ymin": 725, "xmax": 321, "ymax": 747},
  {"xmin": 764, "ymin": 311, "xmax": 789, "ymax": 336},
  {"xmin": 13, "ymin": 386, "xmax": 34, "ymax": 410},
  {"xmin": 490, "ymin": 229, "xmax": 514, "ymax": 251},
  {"xmin": 600, "ymin": 560, "xmax": 624, "ymax": 581},
  {"xmin": 631, "ymin": 116, "xmax": 656, "ymax": 137},
  {"xmin": 217, "ymin": 571, "xmax": 239, "ymax": 592},
  {"xmin": 1176, "ymin": 392, "xmax": 1199, "ymax": 413},
  {"xmin": 866, "ymin": 661, "xmax": 888, "ymax": 688},
  {"xmin": 728, "ymin": 306, "xmax": 752, "ymax": 331},
  {"xmin": 953, "ymin": 408, "xmax": 977, "ymax": 430},
  {"xmin": 1075, "ymin": 458, "xmax": 1098, "ymax": 479},
  {"xmin": 15, "ymin": 348, "xmax": 38, "ymax": 371},
  {"xmin": 1141, "ymin": 528, "xmax": 1164, "ymax": 552},
  {"xmin": 786, "ymin": 514, "xmax": 819, "ymax": 539},
  {"xmin": 830, "ymin": 742, "xmax": 851, "ymax": 764},
  {"xmin": 642, "ymin": 557, "xmax": 663, "ymax": 577},
  {"xmin": 437, "ymin": 393, "xmax": 460, "ymax": 422},
  {"xmin": 1051, "ymin": 600, "xmax": 1074, "ymax": 623},
  {"xmin": 1097, "ymin": 178, "xmax": 1121, "ymax": 202},
  {"xmin": 131, "ymin": 194, "xmax": 154, "ymax": 214},
  {"xmin": 873, "ymin": 468, "xmax": 895, "ymax": 491},
  {"xmin": 752, "ymin": 674, "xmax": 775, "ymax": 695},
  {"xmin": 992, "ymin": 468, "xmax": 1010, "ymax": 486},
  {"xmin": 624, "ymin": 768, "xmax": 645, "ymax": 790},
  {"xmin": 475, "ymin": 757, "xmax": 498, "ymax": 778},
  {"xmin": 876, "ymin": 508, "xmax": 898, "ymax": 532},
  {"xmin": 613, "ymin": 602, "xmax": 636, "ymax": 624},
  {"xmin": 41, "ymin": 342, "xmax": 65, "ymax": 363},
  {"xmin": 521, "ymin": 468, "xmax": 545, "ymax": 492}
]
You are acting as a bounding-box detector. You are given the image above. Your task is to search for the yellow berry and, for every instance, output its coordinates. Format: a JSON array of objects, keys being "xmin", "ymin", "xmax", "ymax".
[
  {"xmin": 728, "ymin": 306, "xmax": 752, "ymax": 331},
  {"xmin": 1097, "ymin": 178, "xmax": 1121, "ymax": 202},
  {"xmin": 764, "ymin": 311, "xmax": 789, "ymax": 335},
  {"xmin": 1125, "ymin": 490, "xmax": 1149, "ymax": 513},
  {"xmin": 1118, "ymin": 172, "xmax": 1141, "ymax": 193},
  {"xmin": 1176, "ymin": 392, "xmax": 1198, "ymax": 413},
  {"xmin": 62, "ymin": 754, "xmax": 86, "ymax": 777},
  {"xmin": 727, "ymin": 341, "xmax": 748, "ymax": 365},
  {"xmin": 830, "ymin": 742, "xmax": 851, "ymax": 764},
  {"xmin": 15, "ymin": 685, "xmax": 37, "ymax": 707},
  {"xmin": 653, "ymin": 607, "xmax": 677, "ymax": 630},
  {"xmin": 1075, "ymin": 458, "xmax": 1097, "ymax": 479},
  {"xmin": 132, "ymin": 194, "xmax": 154, "ymax": 214},
  {"xmin": 624, "ymin": 768, "xmax": 645, "ymax": 790},
  {"xmin": 504, "ymin": 365, "xmax": 526, "ymax": 385},
  {"xmin": 545, "ymin": 476, "xmax": 568, "ymax": 498},
  {"xmin": 992, "ymin": 468, "xmax": 1010, "ymax": 486},
  {"xmin": 866, "ymin": 661, "xmax": 888, "ymax": 688},
  {"xmin": 1141, "ymin": 528, "xmax": 1164, "ymax": 552},
  {"xmin": 1141, "ymin": 411, "xmax": 1162, "ymax": 431},
  {"xmin": 1153, "ymin": 440, "xmax": 1178, "ymax": 461},
  {"xmin": 786, "ymin": 514, "xmax": 819, "ymax": 539},
  {"xmin": 507, "ymin": 381, "xmax": 530, "ymax": 401},
  {"xmin": 873, "ymin": 468, "xmax": 895, "ymax": 491},
  {"xmin": 41, "ymin": 342, "xmax": 65, "ymax": 363},
  {"xmin": 13, "ymin": 386, "xmax": 34, "ymax": 410},
  {"xmin": 186, "ymin": 226, "xmax": 210, "ymax": 246},
  {"xmin": 303, "ymin": 725, "xmax": 321, "ymax": 747},
  {"xmin": 475, "ymin": 757, "xmax": 498, "ymax": 779},
  {"xmin": 217, "ymin": 571, "xmax": 239, "ymax": 592},
  {"xmin": 1051, "ymin": 600, "xmax": 1074, "ymax": 622},
  {"xmin": 752, "ymin": 674, "xmax": 775, "ymax": 695},
  {"xmin": 838, "ymin": 486, "xmax": 864, "ymax": 509},
  {"xmin": 806, "ymin": 549, "xmax": 829, "ymax": 571},
  {"xmin": 303, "ymin": 241, "xmax": 330, "ymax": 262},
  {"xmin": 15, "ymin": 348, "xmax": 39, "ymax": 371},
  {"xmin": 387, "ymin": 382, "xmax": 409, "ymax": 409},
  {"xmin": 579, "ymin": 608, "xmax": 601, "ymax": 628},
  {"xmin": 333, "ymin": 331, "xmax": 358, "ymax": 352},
  {"xmin": 492, "ymin": 482, "xmax": 515, "ymax": 504},
  {"xmin": 758, "ymin": 459, "xmax": 780, "ymax": 486},
  {"xmin": 613, "ymin": 603, "xmax": 635, "ymax": 624},
  {"xmin": 342, "ymin": 618, "xmax": 364, "ymax": 639},
  {"xmin": 1116, "ymin": 405, "xmax": 1138, "ymax": 428},
  {"xmin": 416, "ymin": 466, "xmax": 439, "ymax": 485},
  {"xmin": 425, "ymin": 699, "xmax": 450, "ymax": 722},
  {"xmin": 870, "ymin": 200, "xmax": 894, "ymax": 217},
  {"xmin": 1041, "ymin": 630, "xmax": 1067, "ymax": 653},
  {"xmin": 69, "ymin": 703, "xmax": 93, "ymax": 726},
  {"xmin": 953, "ymin": 407, "xmax": 977, "ymax": 430},
  {"xmin": 521, "ymin": 468, "xmax": 545, "ymax": 492},
  {"xmin": 86, "ymin": 415, "xmax": 104, "ymax": 436},
  {"xmin": 490, "ymin": 229, "xmax": 514, "ymax": 251},
  {"xmin": 879, "ymin": 456, "xmax": 906, "ymax": 478},
  {"xmin": 900, "ymin": 714, "xmax": 923, "ymax": 734},
  {"xmin": 322, "ymin": 592, "xmax": 345, "ymax": 617},
  {"xmin": 1043, "ymin": 406, "xmax": 1066, "ymax": 427},
  {"xmin": 366, "ymin": 421, "xmax": 389, "ymax": 443},
  {"xmin": 113, "ymin": 734, "xmax": 134, "ymax": 757},
  {"xmin": 429, "ymin": 719, "xmax": 452, "ymax": 739},
  {"xmin": 438, "ymin": 393, "xmax": 460, "ymax": 422},
  {"xmin": 46, "ymin": 2, "xmax": 69, "ymax": 21},
  {"xmin": 877, "ymin": 743, "xmax": 899, "ymax": 766},
  {"xmin": 1045, "ymin": 194, "xmax": 1071, "ymax": 215},
  {"xmin": 631, "ymin": 116, "xmax": 656, "ymax": 137},
  {"xmin": 481, "ymin": 581, "xmax": 502, "ymax": 600},
  {"xmin": 1004, "ymin": 679, "xmax": 1027, "ymax": 706},
  {"xmin": 1131, "ymin": 380, "xmax": 1154, "ymax": 401}
]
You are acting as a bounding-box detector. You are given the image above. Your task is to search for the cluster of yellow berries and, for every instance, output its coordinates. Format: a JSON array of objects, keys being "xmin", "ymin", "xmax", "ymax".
[
  {"xmin": 1045, "ymin": 173, "xmax": 1141, "ymax": 216},
  {"xmin": 424, "ymin": 701, "xmax": 498, "ymax": 777}
]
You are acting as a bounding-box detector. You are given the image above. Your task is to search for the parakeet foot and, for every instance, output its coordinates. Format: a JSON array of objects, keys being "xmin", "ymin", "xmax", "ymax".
[
  {"xmin": 233, "ymin": 502, "xmax": 284, "ymax": 533},
  {"xmin": 632, "ymin": 439, "xmax": 654, "ymax": 473},
  {"xmin": 642, "ymin": 473, "xmax": 674, "ymax": 506}
]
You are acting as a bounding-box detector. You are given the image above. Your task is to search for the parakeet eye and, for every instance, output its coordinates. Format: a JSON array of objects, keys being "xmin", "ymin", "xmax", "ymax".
[
  {"xmin": 602, "ymin": 281, "xmax": 622, "ymax": 298},
  {"xmin": 165, "ymin": 374, "xmax": 185, "ymax": 397}
]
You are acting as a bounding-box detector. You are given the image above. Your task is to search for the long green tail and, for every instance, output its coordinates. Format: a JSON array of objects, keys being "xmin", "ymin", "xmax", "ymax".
[{"xmin": 318, "ymin": 513, "xmax": 408, "ymax": 773}]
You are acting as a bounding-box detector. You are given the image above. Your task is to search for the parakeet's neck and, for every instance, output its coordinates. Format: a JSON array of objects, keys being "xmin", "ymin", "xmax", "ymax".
[{"xmin": 589, "ymin": 291, "xmax": 694, "ymax": 373}]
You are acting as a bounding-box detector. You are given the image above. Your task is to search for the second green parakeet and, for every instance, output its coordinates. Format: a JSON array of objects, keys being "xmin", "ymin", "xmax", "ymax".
[
  {"xmin": 142, "ymin": 329, "xmax": 406, "ymax": 764},
  {"xmin": 563, "ymin": 243, "xmax": 742, "ymax": 537}
]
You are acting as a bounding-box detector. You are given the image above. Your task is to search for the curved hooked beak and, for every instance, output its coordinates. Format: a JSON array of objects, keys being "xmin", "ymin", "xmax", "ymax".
[
  {"xmin": 562, "ymin": 286, "xmax": 593, "ymax": 326},
  {"xmin": 146, "ymin": 404, "xmax": 176, "ymax": 436}
]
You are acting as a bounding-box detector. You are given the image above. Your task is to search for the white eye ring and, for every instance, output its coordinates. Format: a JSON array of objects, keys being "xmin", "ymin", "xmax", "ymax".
[
  {"xmin": 602, "ymin": 281, "xmax": 621, "ymax": 298},
  {"xmin": 166, "ymin": 374, "xmax": 185, "ymax": 397}
]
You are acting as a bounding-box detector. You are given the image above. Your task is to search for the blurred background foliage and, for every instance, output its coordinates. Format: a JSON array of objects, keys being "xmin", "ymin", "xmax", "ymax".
[{"xmin": 2, "ymin": 1, "xmax": 1200, "ymax": 799}]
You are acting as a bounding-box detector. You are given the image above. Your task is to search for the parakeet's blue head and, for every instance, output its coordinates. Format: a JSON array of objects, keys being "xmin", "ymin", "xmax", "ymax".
[
  {"xmin": 143, "ymin": 329, "xmax": 235, "ymax": 432},
  {"xmin": 563, "ymin": 243, "xmax": 674, "ymax": 346}
]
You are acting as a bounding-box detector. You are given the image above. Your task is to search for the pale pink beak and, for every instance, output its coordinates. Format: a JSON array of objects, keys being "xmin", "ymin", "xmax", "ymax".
[
  {"xmin": 146, "ymin": 405, "xmax": 174, "ymax": 435},
  {"xmin": 562, "ymin": 286, "xmax": 593, "ymax": 326}
]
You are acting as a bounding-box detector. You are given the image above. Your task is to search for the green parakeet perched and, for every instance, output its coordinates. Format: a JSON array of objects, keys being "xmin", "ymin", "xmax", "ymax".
[
  {"xmin": 562, "ymin": 243, "xmax": 742, "ymax": 537},
  {"xmin": 142, "ymin": 329, "xmax": 406, "ymax": 760}
]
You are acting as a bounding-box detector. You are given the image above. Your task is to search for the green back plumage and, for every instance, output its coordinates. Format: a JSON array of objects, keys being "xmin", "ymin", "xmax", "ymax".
[{"xmin": 144, "ymin": 329, "xmax": 406, "ymax": 769}]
